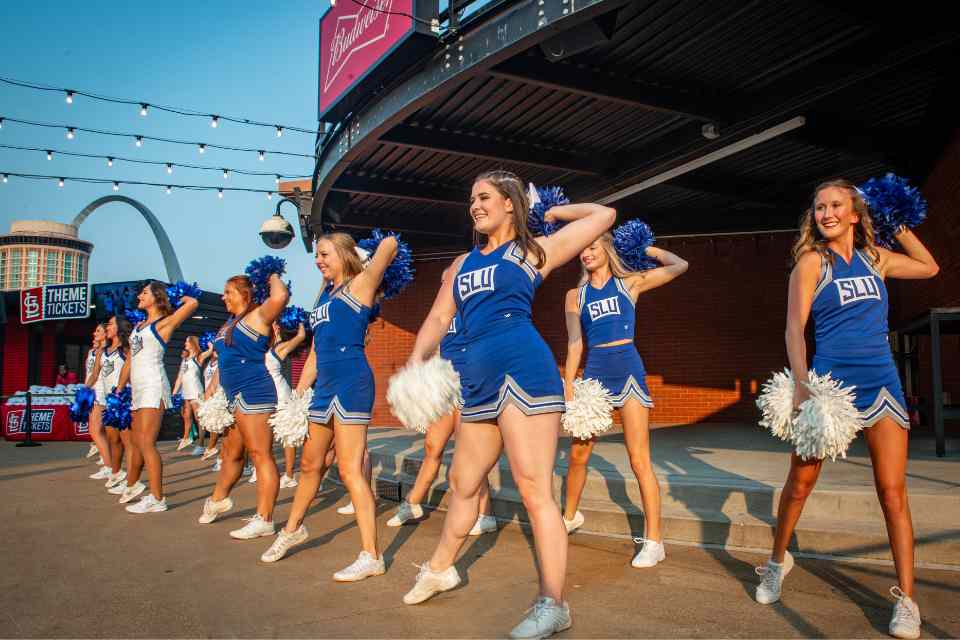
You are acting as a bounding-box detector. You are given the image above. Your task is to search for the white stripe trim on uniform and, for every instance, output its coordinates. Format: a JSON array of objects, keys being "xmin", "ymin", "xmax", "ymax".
[
  {"xmin": 460, "ymin": 374, "xmax": 565, "ymax": 422},
  {"xmin": 597, "ymin": 374, "xmax": 654, "ymax": 408},
  {"xmin": 504, "ymin": 242, "xmax": 539, "ymax": 282},
  {"xmin": 813, "ymin": 257, "xmax": 833, "ymax": 301},
  {"xmin": 236, "ymin": 319, "xmax": 262, "ymax": 342},
  {"xmin": 229, "ymin": 392, "xmax": 276, "ymax": 415},
  {"xmin": 577, "ymin": 284, "xmax": 587, "ymax": 313},
  {"xmin": 857, "ymin": 249, "xmax": 883, "ymax": 280},
  {"xmin": 614, "ymin": 278, "xmax": 635, "ymax": 307},
  {"xmin": 308, "ymin": 396, "xmax": 371, "ymax": 425},
  {"xmin": 336, "ymin": 288, "xmax": 363, "ymax": 313},
  {"xmin": 861, "ymin": 387, "xmax": 909, "ymax": 428}
]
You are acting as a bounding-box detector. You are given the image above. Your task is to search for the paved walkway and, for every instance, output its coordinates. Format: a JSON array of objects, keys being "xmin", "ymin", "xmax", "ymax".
[{"xmin": 1, "ymin": 440, "xmax": 958, "ymax": 638}]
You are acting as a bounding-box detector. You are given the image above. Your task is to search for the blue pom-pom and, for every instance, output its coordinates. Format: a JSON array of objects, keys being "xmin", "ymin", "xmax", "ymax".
[
  {"xmin": 103, "ymin": 386, "xmax": 133, "ymax": 429},
  {"xmin": 199, "ymin": 330, "xmax": 217, "ymax": 352},
  {"xmin": 357, "ymin": 229, "xmax": 415, "ymax": 300},
  {"xmin": 166, "ymin": 280, "xmax": 202, "ymax": 309},
  {"xmin": 278, "ymin": 305, "xmax": 309, "ymax": 332},
  {"xmin": 613, "ymin": 219, "xmax": 659, "ymax": 271},
  {"xmin": 125, "ymin": 309, "xmax": 146, "ymax": 325},
  {"xmin": 69, "ymin": 386, "xmax": 97, "ymax": 423},
  {"xmin": 859, "ymin": 173, "xmax": 928, "ymax": 249},
  {"xmin": 527, "ymin": 185, "xmax": 570, "ymax": 237},
  {"xmin": 245, "ymin": 256, "xmax": 287, "ymax": 304},
  {"xmin": 167, "ymin": 392, "xmax": 183, "ymax": 414}
]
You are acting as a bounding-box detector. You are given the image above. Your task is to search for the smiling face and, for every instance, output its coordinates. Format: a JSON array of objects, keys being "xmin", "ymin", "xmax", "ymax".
[
  {"xmin": 580, "ymin": 241, "xmax": 609, "ymax": 273},
  {"xmin": 315, "ymin": 238, "xmax": 345, "ymax": 282},
  {"xmin": 106, "ymin": 317, "xmax": 118, "ymax": 341},
  {"xmin": 469, "ymin": 179, "xmax": 514, "ymax": 235},
  {"xmin": 814, "ymin": 186, "xmax": 860, "ymax": 241},
  {"xmin": 137, "ymin": 284, "xmax": 154, "ymax": 311},
  {"xmin": 221, "ymin": 281, "xmax": 249, "ymax": 316},
  {"xmin": 92, "ymin": 324, "xmax": 106, "ymax": 345}
]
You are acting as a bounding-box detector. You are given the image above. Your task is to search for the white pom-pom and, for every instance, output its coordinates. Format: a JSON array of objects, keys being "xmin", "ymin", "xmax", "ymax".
[
  {"xmin": 561, "ymin": 378, "xmax": 613, "ymax": 440},
  {"xmin": 270, "ymin": 389, "xmax": 313, "ymax": 448},
  {"xmin": 794, "ymin": 371, "xmax": 865, "ymax": 461},
  {"xmin": 387, "ymin": 355, "xmax": 461, "ymax": 433},
  {"xmin": 196, "ymin": 389, "xmax": 234, "ymax": 434},
  {"xmin": 756, "ymin": 368, "xmax": 796, "ymax": 441}
]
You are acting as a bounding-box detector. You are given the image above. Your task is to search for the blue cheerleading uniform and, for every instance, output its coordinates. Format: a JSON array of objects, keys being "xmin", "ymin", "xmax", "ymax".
[
  {"xmin": 440, "ymin": 311, "xmax": 467, "ymax": 372},
  {"xmin": 453, "ymin": 240, "xmax": 565, "ymax": 422},
  {"xmin": 810, "ymin": 249, "xmax": 908, "ymax": 428},
  {"xmin": 578, "ymin": 276, "xmax": 653, "ymax": 408},
  {"xmin": 308, "ymin": 283, "xmax": 375, "ymax": 425},
  {"xmin": 213, "ymin": 317, "xmax": 277, "ymax": 414}
]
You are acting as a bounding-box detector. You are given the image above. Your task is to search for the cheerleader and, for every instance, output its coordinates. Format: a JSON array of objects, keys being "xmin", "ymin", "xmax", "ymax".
[
  {"xmin": 85, "ymin": 324, "xmax": 111, "ymax": 475},
  {"xmin": 196, "ymin": 274, "xmax": 288, "ymax": 539},
  {"xmin": 84, "ymin": 328, "xmax": 104, "ymax": 461},
  {"xmin": 199, "ymin": 343, "xmax": 221, "ymax": 461},
  {"xmin": 266, "ymin": 321, "xmax": 308, "ymax": 488},
  {"xmin": 95, "ymin": 314, "xmax": 131, "ymax": 489},
  {"xmin": 117, "ymin": 281, "xmax": 199, "ymax": 513},
  {"xmin": 401, "ymin": 170, "xmax": 615, "ymax": 639},
  {"xmin": 386, "ymin": 273, "xmax": 496, "ymax": 536},
  {"xmin": 260, "ymin": 232, "xmax": 399, "ymax": 583},
  {"xmin": 172, "ymin": 337, "xmax": 205, "ymax": 453},
  {"xmin": 755, "ymin": 180, "xmax": 938, "ymax": 640},
  {"xmin": 560, "ymin": 233, "xmax": 687, "ymax": 568}
]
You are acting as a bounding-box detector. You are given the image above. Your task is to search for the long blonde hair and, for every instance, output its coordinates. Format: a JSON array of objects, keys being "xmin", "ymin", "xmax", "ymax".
[
  {"xmin": 579, "ymin": 232, "xmax": 639, "ymax": 285},
  {"xmin": 473, "ymin": 170, "xmax": 546, "ymax": 269},
  {"xmin": 791, "ymin": 179, "xmax": 880, "ymax": 266},
  {"xmin": 317, "ymin": 232, "xmax": 384, "ymax": 301}
]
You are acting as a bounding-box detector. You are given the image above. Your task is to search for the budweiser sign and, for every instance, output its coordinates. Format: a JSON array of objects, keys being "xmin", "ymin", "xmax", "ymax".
[{"xmin": 319, "ymin": 0, "xmax": 415, "ymax": 118}]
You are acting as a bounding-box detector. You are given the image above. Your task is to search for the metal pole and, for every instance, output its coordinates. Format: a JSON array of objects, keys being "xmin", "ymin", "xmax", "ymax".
[
  {"xmin": 931, "ymin": 312, "xmax": 944, "ymax": 457},
  {"xmin": 15, "ymin": 390, "xmax": 42, "ymax": 448}
]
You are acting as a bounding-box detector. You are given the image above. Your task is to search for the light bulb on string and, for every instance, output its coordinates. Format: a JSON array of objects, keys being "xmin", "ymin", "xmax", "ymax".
[
  {"xmin": 2, "ymin": 174, "xmax": 7, "ymax": 183},
  {"xmin": 222, "ymin": 169, "xmax": 229, "ymax": 180},
  {"xmin": 58, "ymin": 177, "xmax": 64, "ymax": 188},
  {"xmin": 140, "ymin": 103, "xmax": 149, "ymax": 116},
  {"xmin": 267, "ymin": 192, "xmax": 273, "ymax": 200},
  {"xmin": 0, "ymin": 117, "xmax": 4, "ymax": 128},
  {"xmin": 211, "ymin": 115, "xmax": 220, "ymax": 128},
  {"xmin": 166, "ymin": 186, "xmax": 172, "ymax": 195},
  {"xmin": 217, "ymin": 188, "xmax": 224, "ymax": 199},
  {"xmin": 106, "ymin": 157, "xmax": 114, "ymax": 167},
  {"xmin": 258, "ymin": 150, "xmax": 265, "ymax": 162},
  {"xmin": 135, "ymin": 136, "xmax": 143, "ymax": 147},
  {"xmin": 198, "ymin": 143, "xmax": 206, "ymax": 154},
  {"xmin": 113, "ymin": 181, "xmax": 120, "ymax": 191},
  {"xmin": 65, "ymin": 91, "xmax": 74, "ymax": 104},
  {"xmin": 275, "ymin": 126, "xmax": 283, "ymax": 137},
  {"xmin": 166, "ymin": 163, "xmax": 173, "ymax": 174},
  {"xmin": 66, "ymin": 127, "xmax": 76, "ymax": 140},
  {"xmin": 46, "ymin": 150, "xmax": 53, "ymax": 160},
  {"xmin": 275, "ymin": 175, "xmax": 281, "ymax": 185}
]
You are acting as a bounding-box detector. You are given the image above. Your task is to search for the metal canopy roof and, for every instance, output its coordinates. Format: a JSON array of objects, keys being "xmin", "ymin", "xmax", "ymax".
[{"xmin": 307, "ymin": 0, "xmax": 959, "ymax": 249}]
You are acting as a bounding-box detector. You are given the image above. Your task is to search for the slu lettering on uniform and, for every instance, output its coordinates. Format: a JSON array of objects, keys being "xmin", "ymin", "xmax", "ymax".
[
  {"xmin": 835, "ymin": 276, "xmax": 881, "ymax": 305},
  {"xmin": 457, "ymin": 265, "xmax": 497, "ymax": 300},
  {"xmin": 588, "ymin": 296, "xmax": 621, "ymax": 321},
  {"xmin": 311, "ymin": 302, "xmax": 331, "ymax": 327}
]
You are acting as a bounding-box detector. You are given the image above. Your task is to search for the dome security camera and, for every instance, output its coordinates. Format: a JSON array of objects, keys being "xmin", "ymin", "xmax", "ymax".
[{"xmin": 260, "ymin": 214, "xmax": 294, "ymax": 249}]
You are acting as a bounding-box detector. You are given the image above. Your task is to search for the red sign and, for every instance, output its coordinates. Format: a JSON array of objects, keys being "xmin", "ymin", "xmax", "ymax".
[
  {"xmin": 3, "ymin": 405, "xmax": 82, "ymax": 441},
  {"xmin": 319, "ymin": 0, "xmax": 415, "ymax": 119},
  {"xmin": 20, "ymin": 287, "xmax": 43, "ymax": 323}
]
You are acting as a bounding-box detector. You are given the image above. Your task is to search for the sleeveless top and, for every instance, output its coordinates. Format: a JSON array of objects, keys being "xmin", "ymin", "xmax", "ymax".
[
  {"xmin": 97, "ymin": 348, "xmax": 125, "ymax": 395},
  {"xmin": 265, "ymin": 349, "xmax": 291, "ymax": 403},
  {"xmin": 440, "ymin": 310, "xmax": 465, "ymax": 356},
  {"xmin": 309, "ymin": 284, "xmax": 373, "ymax": 364},
  {"xmin": 130, "ymin": 321, "xmax": 167, "ymax": 388},
  {"xmin": 453, "ymin": 241, "xmax": 542, "ymax": 340},
  {"xmin": 213, "ymin": 318, "xmax": 270, "ymax": 400},
  {"xmin": 179, "ymin": 358, "xmax": 204, "ymax": 395},
  {"xmin": 578, "ymin": 276, "xmax": 636, "ymax": 348},
  {"xmin": 85, "ymin": 349, "xmax": 98, "ymax": 383},
  {"xmin": 204, "ymin": 360, "xmax": 218, "ymax": 388},
  {"xmin": 812, "ymin": 249, "xmax": 890, "ymax": 359}
]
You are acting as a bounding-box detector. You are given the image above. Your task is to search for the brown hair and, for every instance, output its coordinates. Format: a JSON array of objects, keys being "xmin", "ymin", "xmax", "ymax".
[
  {"xmin": 791, "ymin": 179, "xmax": 880, "ymax": 266},
  {"xmin": 473, "ymin": 170, "xmax": 546, "ymax": 269},
  {"xmin": 184, "ymin": 335, "xmax": 200, "ymax": 355},
  {"xmin": 223, "ymin": 275, "xmax": 255, "ymax": 346},
  {"xmin": 145, "ymin": 281, "xmax": 174, "ymax": 317},
  {"xmin": 110, "ymin": 315, "xmax": 132, "ymax": 352}
]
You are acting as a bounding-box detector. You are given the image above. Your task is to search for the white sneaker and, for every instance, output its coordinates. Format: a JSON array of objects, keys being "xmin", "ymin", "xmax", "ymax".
[
  {"xmin": 247, "ymin": 467, "xmax": 258, "ymax": 484},
  {"xmin": 96, "ymin": 456, "xmax": 104, "ymax": 466},
  {"xmin": 89, "ymin": 466, "xmax": 112, "ymax": 480},
  {"xmin": 118, "ymin": 481, "xmax": 146, "ymax": 504},
  {"xmin": 889, "ymin": 586, "xmax": 921, "ymax": 639},
  {"xmin": 229, "ymin": 514, "xmax": 275, "ymax": 540},
  {"xmin": 403, "ymin": 562, "xmax": 461, "ymax": 604},
  {"xmin": 108, "ymin": 481, "xmax": 127, "ymax": 495},
  {"xmin": 337, "ymin": 501, "xmax": 355, "ymax": 515},
  {"xmin": 198, "ymin": 497, "xmax": 234, "ymax": 524},
  {"xmin": 333, "ymin": 550, "xmax": 385, "ymax": 582},
  {"xmin": 260, "ymin": 524, "xmax": 308, "ymax": 563},
  {"xmin": 755, "ymin": 551, "xmax": 794, "ymax": 605},
  {"xmin": 176, "ymin": 438, "xmax": 193, "ymax": 451},
  {"xmin": 125, "ymin": 494, "xmax": 168, "ymax": 514},
  {"xmin": 469, "ymin": 514, "xmax": 498, "ymax": 536},
  {"xmin": 279, "ymin": 474, "xmax": 298, "ymax": 489},
  {"xmin": 563, "ymin": 510, "xmax": 584, "ymax": 534},
  {"xmin": 386, "ymin": 501, "xmax": 423, "ymax": 526},
  {"xmin": 200, "ymin": 448, "xmax": 218, "ymax": 462},
  {"xmin": 86, "ymin": 443, "xmax": 98, "ymax": 458},
  {"xmin": 631, "ymin": 538, "xmax": 666, "ymax": 568},
  {"xmin": 509, "ymin": 597, "xmax": 572, "ymax": 639},
  {"xmin": 212, "ymin": 459, "xmax": 222, "ymax": 472},
  {"xmin": 105, "ymin": 470, "xmax": 127, "ymax": 488},
  {"xmin": 191, "ymin": 445, "xmax": 204, "ymax": 456}
]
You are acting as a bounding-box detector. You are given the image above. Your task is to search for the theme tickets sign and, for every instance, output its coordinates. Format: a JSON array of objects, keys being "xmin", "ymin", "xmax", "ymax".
[
  {"xmin": 20, "ymin": 283, "xmax": 90, "ymax": 324},
  {"xmin": 319, "ymin": 0, "xmax": 434, "ymax": 121}
]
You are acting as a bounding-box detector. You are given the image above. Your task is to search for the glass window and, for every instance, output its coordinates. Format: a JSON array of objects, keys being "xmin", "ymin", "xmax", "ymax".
[
  {"xmin": 46, "ymin": 251, "xmax": 59, "ymax": 284},
  {"xmin": 26, "ymin": 249, "xmax": 39, "ymax": 287},
  {"xmin": 0, "ymin": 250, "xmax": 7, "ymax": 287},
  {"xmin": 64, "ymin": 253, "xmax": 74, "ymax": 282},
  {"xmin": 10, "ymin": 249, "xmax": 21, "ymax": 288},
  {"xmin": 77, "ymin": 255, "xmax": 86, "ymax": 281}
]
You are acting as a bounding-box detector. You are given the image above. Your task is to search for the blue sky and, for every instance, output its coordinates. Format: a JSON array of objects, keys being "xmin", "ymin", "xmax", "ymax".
[{"xmin": 0, "ymin": 1, "xmax": 332, "ymax": 307}]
